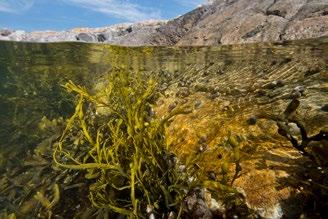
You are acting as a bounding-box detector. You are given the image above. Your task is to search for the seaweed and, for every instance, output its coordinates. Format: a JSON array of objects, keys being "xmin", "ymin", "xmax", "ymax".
[
  {"xmin": 52, "ymin": 69, "xmax": 213, "ymax": 218},
  {"xmin": 50, "ymin": 69, "xmax": 250, "ymax": 218},
  {"xmin": 0, "ymin": 68, "xmax": 251, "ymax": 218}
]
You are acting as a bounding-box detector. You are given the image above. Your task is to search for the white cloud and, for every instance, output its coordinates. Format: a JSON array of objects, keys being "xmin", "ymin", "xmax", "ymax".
[
  {"xmin": 65, "ymin": 0, "xmax": 161, "ymax": 22},
  {"xmin": 0, "ymin": 0, "xmax": 34, "ymax": 13}
]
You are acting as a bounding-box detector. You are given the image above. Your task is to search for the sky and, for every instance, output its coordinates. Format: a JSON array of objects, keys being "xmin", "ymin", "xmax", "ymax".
[{"xmin": 0, "ymin": 0, "xmax": 207, "ymax": 31}]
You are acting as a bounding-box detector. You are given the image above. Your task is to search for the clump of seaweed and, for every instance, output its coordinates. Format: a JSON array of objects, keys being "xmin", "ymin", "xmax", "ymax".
[
  {"xmin": 52, "ymin": 69, "xmax": 222, "ymax": 218},
  {"xmin": 0, "ymin": 69, "xmax": 253, "ymax": 218},
  {"xmin": 50, "ymin": 68, "xmax": 254, "ymax": 218}
]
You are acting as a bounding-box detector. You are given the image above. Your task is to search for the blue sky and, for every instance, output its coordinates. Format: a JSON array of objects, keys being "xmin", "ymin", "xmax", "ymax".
[{"xmin": 0, "ymin": 0, "xmax": 207, "ymax": 31}]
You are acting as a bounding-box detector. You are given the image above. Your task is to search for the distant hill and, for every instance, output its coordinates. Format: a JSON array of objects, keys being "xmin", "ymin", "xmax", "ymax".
[{"xmin": 1, "ymin": 0, "xmax": 328, "ymax": 45}]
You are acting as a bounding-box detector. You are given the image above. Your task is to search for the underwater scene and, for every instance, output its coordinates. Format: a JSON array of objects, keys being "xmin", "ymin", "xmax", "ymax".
[{"xmin": 0, "ymin": 38, "xmax": 327, "ymax": 219}]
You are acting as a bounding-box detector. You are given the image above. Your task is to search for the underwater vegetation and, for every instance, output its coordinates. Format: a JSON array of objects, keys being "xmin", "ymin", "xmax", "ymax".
[
  {"xmin": 52, "ymin": 69, "xmax": 251, "ymax": 218},
  {"xmin": 0, "ymin": 69, "xmax": 253, "ymax": 219},
  {"xmin": 1, "ymin": 38, "xmax": 327, "ymax": 218},
  {"xmin": 0, "ymin": 64, "xmax": 90, "ymax": 174},
  {"xmin": 0, "ymin": 42, "xmax": 100, "ymax": 173}
]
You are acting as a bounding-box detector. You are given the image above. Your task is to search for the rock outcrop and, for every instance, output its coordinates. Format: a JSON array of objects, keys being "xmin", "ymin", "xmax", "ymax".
[
  {"xmin": 1, "ymin": 0, "xmax": 328, "ymax": 45},
  {"xmin": 0, "ymin": 20, "xmax": 166, "ymax": 45},
  {"xmin": 172, "ymin": 0, "xmax": 328, "ymax": 45}
]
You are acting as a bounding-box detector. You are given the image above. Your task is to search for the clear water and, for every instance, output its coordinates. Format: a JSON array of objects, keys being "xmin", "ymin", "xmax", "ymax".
[{"xmin": 0, "ymin": 38, "xmax": 327, "ymax": 218}]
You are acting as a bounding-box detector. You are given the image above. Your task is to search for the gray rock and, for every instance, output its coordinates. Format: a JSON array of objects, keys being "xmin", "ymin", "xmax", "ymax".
[
  {"xmin": 97, "ymin": 33, "xmax": 109, "ymax": 42},
  {"xmin": 192, "ymin": 199, "xmax": 213, "ymax": 219},
  {"xmin": 247, "ymin": 116, "xmax": 257, "ymax": 125},
  {"xmin": 76, "ymin": 33, "xmax": 97, "ymax": 42},
  {"xmin": 0, "ymin": 29, "xmax": 12, "ymax": 36},
  {"xmin": 173, "ymin": 0, "xmax": 328, "ymax": 45}
]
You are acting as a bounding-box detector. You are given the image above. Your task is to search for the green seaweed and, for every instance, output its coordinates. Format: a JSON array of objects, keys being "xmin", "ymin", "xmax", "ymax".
[
  {"xmin": 0, "ymin": 66, "xmax": 249, "ymax": 218},
  {"xmin": 52, "ymin": 69, "xmax": 211, "ymax": 218},
  {"xmin": 50, "ymin": 68, "xmax": 249, "ymax": 218}
]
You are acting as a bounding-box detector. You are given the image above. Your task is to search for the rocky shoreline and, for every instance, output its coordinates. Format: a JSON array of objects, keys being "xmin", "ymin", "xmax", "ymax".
[
  {"xmin": 0, "ymin": 20, "xmax": 167, "ymax": 46},
  {"xmin": 1, "ymin": 0, "xmax": 328, "ymax": 46}
]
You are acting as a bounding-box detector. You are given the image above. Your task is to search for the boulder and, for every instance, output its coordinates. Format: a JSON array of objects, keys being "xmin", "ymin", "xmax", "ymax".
[
  {"xmin": 76, "ymin": 33, "xmax": 97, "ymax": 42},
  {"xmin": 0, "ymin": 29, "xmax": 12, "ymax": 37}
]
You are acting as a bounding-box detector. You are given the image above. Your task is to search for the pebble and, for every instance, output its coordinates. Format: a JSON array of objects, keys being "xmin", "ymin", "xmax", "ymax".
[
  {"xmin": 168, "ymin": 102, "xmax": 177, "ymax": 112},
  {"xmin": 198, "ymin": 136, "xmax": 207, "ymax": 144},
  {"xmin": 160, "ymin": 83, "xmax": 168, "ymax": 91},
  {"xmin": 293, "ymin": 86, "xmax": 305, "ymax": 94},
  {"xmin": 147, "ymin": 107, "xmax": 155, "ymax": 117},
  {"xmin": 209, "ymin": 92, "xmax": 220, "ymax": 99},
  {"xmin": 290, "ymin": 86, "xmax": 305, "ymax": 99},
  {"xmin": 276, "ymin": 80, "xmax": 285, "ymax": 87},
  {"xmin": 179, "ymin": 165, "xmax": 186, "ymax": 172},
  {"xmin": 188, "ymin": 176, "xmax": 196, "ymax": 183},
  {"xmin": 213, "ymin": 87, "xmax": 220, "ymax": 93},
  {"xmin": 176, "ymin": 88, "xmax": 190, "ymax": 98},
  {"xmin": 194, "ymin": 100, "xmax": 203, "ymax": 109},
  {"xmin": 178, "ymin": 81, "xmax": 185, "ymax": 87},
  {"xmin": 264, "ymin": 80, "xmax": 284, "ymax": 89},
  {"xmin": 168, "ymin": 211, "xmax": 177, "ymax": 219},
  {"xmin": 198, "ymin": 143, "xmax": 208, "ymax": 153},
  {"xmin": 247, "ymin": 116, "xmax": 257, "ymax": 125},
  {"xmin": 217, "ymin": 69, "xmax": 223, "ymax": 74},
  {"xmin": 147, "ymin": 204, "xmax": 154, "ymax": 214},
  {"xmin": 208, "ymin": 171, "xmax": 216, "ymax": 180},
  {"xmin": 290, "ymin": 91, "xmax": 302, "ymax": 99},
  {"xmin": 157, "ymin": 99, "xmax": 164, "ymax": 106}
]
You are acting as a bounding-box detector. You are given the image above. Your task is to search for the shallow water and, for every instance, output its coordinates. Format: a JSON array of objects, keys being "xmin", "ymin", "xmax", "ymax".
[{"xmin": 0, "ymin": 38, "xmax": 327, "ymax": 218}]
